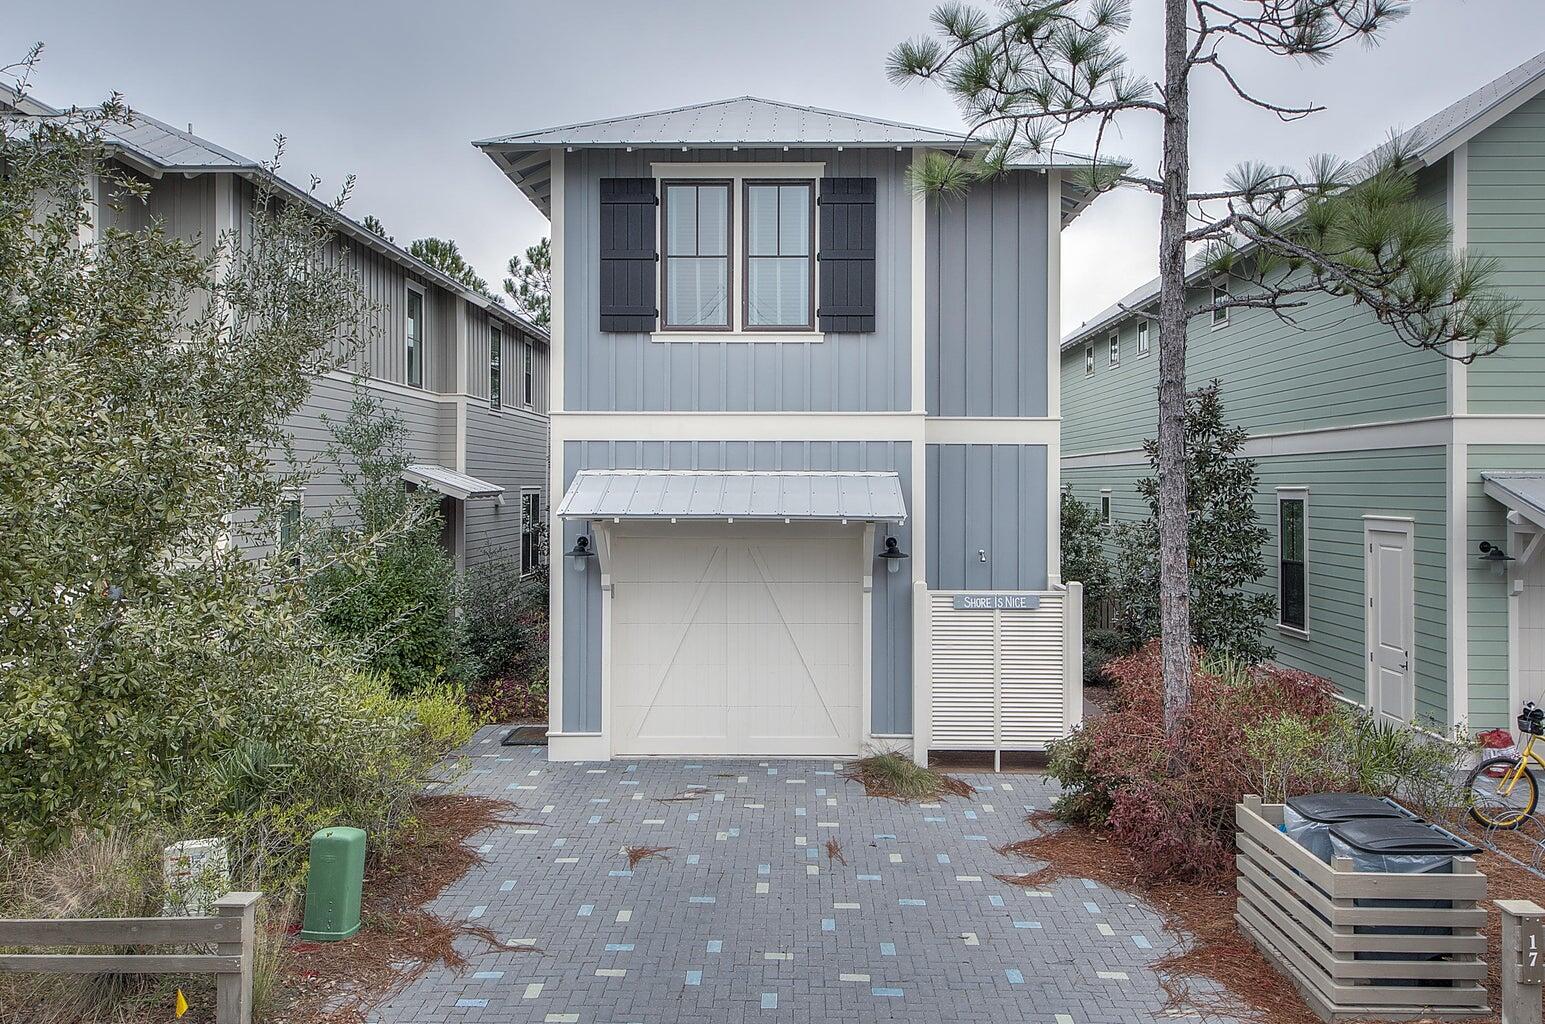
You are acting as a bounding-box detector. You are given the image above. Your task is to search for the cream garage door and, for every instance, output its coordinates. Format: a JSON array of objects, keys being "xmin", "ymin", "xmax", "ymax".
[{"xmin": 610, "ymin": 523, "xmax": 864, "ymax": 756}]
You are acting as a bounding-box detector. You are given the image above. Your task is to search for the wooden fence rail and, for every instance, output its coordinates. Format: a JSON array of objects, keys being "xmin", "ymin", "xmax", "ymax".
[{"xmin": 0, "ymin": 891, "xmax": 262, "ymax": 1024}]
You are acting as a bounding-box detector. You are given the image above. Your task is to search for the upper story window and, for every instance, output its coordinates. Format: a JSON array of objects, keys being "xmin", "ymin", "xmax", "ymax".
[
  {"xmin": 406, "ymin": 285, "xmax": 425, "ymax": 387},
  {"xmin": 1108, "ymin": 331, "xmax": 1120, "ymax": 367},
  {"xmin": 523, "ymin": 338, "xmax": 534, "ymax": 407},
  {"xmin": 1100, "ymin": 490, "xmax": 1112, "ymax": 527},
  {"xmin": 489, "ymin": 324, "xmax": 502, "ymax": 410},
  {"xmin": 1211, "ymin": 283, "xmax": 1230, "ymax": 327},
  {"xmin": 1085, "ymin": 344, "xmax": 1095, "ymax": 376},
  {"xmin": 1278, "ymin": 491, "xmax": 1308, "ymax": 634},
  {"xmin": 743, "ymin": 180, "xmax": 814, "ymax": 330},
  {"xmin": 1137, "ymin": 319, "xmax": 1150, "ymax": 357},
  {"xmin": 662, "ymin": 181, "xmax": 731, "ymax": 330}
]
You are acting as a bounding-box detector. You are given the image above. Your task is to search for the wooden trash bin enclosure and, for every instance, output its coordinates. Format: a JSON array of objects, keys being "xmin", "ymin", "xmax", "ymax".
[{"xmin": 1235, "ymin": 795, "xmax": 1488, "ymax": 1021}]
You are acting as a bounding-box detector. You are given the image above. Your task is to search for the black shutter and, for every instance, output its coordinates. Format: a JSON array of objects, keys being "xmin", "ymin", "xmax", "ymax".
[
  {"xmin": 599, "ymin": 178, "xmax": 658, "ymax": 332},
  {"xmin": 817, "ymin": 177, "xmax": 877, "ymax": 333}
]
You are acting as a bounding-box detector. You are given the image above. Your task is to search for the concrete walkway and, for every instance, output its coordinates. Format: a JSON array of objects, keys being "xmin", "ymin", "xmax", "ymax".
[{"xmin": 373, "ymin": 726, "xmax": 1232, "ymax": 1023}]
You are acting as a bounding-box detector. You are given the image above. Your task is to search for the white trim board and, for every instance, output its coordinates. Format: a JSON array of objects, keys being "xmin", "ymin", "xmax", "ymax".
[{"xmin": 552, "ymin": 411, "xmax": 1061, "ymax": 446}]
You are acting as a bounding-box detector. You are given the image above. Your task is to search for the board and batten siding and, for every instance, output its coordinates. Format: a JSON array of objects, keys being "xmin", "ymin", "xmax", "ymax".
[
  {"xmin": 926, "ymin": 444, "xmax": 1049, "ymax": 591},
  {"xmin": 1465, "ymin": 445, "xmax": 1545, "ymax": 728},
  {"xmin": 559, "ymin": 440, "xmax": 914, "ymax": 737},
  {"xmin": 925, "ymin": 172, "xmax": 1051, "ymax": 418},
  {"xmin": 1065, "ymin": 446, "xmax": 1450, "ymax": 725},
  {"xmin": 1466, "ymin": 92, "xmax": 1545, "ymax": 413},
  {"xmin": 560, "ymin": 148, "xmax": 912, "ymax": 413},
  {"xmin": 463, "ymin": 404, "xmax": 549, "ymax": 568}
]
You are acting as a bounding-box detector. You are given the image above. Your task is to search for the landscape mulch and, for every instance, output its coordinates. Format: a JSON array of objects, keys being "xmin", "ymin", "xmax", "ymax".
[{"xmin": 271, "ymin": 795, "xmax": 528, "ymax": 1024}]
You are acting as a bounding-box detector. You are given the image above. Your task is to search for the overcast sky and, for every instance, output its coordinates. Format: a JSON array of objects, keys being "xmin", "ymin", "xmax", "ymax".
[{"xmin": 12, "ymin": 1, "xmax": 1545, "ymax": 334}]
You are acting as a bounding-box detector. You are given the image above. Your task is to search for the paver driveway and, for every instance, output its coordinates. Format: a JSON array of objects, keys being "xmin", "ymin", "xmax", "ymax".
[{"xmin": 375, "ymin": 725, "xmax": 1235, "ymax": 1023}]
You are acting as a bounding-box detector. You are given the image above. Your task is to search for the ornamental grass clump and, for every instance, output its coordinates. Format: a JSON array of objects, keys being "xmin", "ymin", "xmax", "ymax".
[{"xmin": 845, "ymin": 749, "xmax": 974, "ymax": 802}]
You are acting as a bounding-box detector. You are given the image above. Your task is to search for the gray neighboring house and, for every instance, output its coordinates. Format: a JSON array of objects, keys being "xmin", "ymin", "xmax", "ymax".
[
  {"xmin": 476, "ymin": 97, "xmax": 1106, "ymax": 762},
  {"xmin": 7, "ymin": 85, "xmax": 551, "ymax": 574}
]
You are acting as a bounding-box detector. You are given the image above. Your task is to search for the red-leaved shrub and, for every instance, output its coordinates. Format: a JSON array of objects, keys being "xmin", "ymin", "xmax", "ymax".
[
  {"xmin": 1049, "ymin": 643, "xmax": 1338, "ymax": 879},
  {"xmin": 465, "ymin": 675, "xmax": 548, "ymax": 724}
]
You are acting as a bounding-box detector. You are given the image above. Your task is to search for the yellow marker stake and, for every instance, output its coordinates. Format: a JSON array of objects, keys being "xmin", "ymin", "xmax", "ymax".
[{"xmin": 174, "ymin": 989, "xmax": 189, "ymax": 1018}]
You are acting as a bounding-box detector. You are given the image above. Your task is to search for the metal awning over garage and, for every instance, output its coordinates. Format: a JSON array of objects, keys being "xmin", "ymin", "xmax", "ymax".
[
  {"xmin": 402, "ymin": 464, "xmax": 505, "ymax": 502},
  {"xmin": 556, "ymin": 470, "xmax": 907, "ymax": 524},
  {"xmin": 1483, "ymin": 472, "xmax": 1545, "ymax": 530}
]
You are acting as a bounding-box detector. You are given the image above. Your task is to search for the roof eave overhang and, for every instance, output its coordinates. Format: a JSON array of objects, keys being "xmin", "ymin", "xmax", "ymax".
[{"xmin": 1483, "ymin": 475, "xmax": 1545, "ymax": 533}]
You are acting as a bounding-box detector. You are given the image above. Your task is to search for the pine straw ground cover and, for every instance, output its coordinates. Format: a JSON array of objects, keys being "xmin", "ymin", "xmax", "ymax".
[
  {"xmin": 1001, "ymin": 810, "xmax": 1545, "ymax": 1024},
  {"xmin": 266, "ymin": 794, "xmax": 526, "ymax": 1024}
]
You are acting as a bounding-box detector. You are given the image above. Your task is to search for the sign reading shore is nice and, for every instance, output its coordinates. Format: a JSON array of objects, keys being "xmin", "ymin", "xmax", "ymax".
[{"xmin": 952, "ymin": 594, "xmax": 1039, "ymax": 611}]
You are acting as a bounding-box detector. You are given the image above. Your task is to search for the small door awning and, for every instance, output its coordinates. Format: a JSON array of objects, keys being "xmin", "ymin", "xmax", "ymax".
[
  {"xmin": 402, "ymin": 464, "xmax": 505, "ymax": 502},
  {"xmin": 1482, "ymin": 472, "xmax": 1545, "ymax": 530},
  {"xmin": 556, "ymin": 470, "xmax": 907, "ymax": 524}
]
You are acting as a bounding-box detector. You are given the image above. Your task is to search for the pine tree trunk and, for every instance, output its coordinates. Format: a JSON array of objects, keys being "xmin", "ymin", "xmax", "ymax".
[{"xmin": 1157, "ymin": 0, "xmax": 1194, "ymax": 735}]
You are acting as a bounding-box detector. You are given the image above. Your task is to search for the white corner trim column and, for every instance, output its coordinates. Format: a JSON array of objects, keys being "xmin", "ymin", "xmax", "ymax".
[
  {"xmin": 546, "ymin": 147, "xmax": 568, "ymax": 756},
  {"xmin": 1046, "ymin": 171, "xmax": 1061, "ymax": 422},
  {"xmin": 860, "ymin": 522, "xmax": 876, "ymax": 750},
  {"xmin": 594, "ymin": 522, "xmax": 615, "ymax": 758},
  {"xmin": 910, "ymin": 148, "xmax": 928, "ymax": 417},
  {"xmin": 909, "ymin": 154, "xmax": 932, "ymax": 766},
  {"xmin": 1449, "ymin": 144, "xmax": 1469, "ymax": 417}
]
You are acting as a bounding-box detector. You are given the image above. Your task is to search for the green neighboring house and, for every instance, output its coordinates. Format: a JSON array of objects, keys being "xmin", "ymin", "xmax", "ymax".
[{"xmin": 1061, "ymin": 51, "xmax": 1545, "ymax": 733}]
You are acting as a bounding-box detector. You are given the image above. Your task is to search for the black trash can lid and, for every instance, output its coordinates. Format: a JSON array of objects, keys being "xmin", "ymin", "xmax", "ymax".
[
  {"xmin": 1286, "ymin": 793, "xmax": 1414, "ymax": 824},
  {"xmin": 1328, "ymin": 818, "xmax": 1479, "ymax": 856}
]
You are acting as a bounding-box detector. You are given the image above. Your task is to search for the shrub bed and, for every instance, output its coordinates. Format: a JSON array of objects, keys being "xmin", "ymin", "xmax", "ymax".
[{"xmin": 1048, "ymin": 643, "xmax": 1469, "ymax": 879}]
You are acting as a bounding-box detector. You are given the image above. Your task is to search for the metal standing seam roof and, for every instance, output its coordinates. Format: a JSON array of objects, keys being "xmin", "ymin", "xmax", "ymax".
[
  {"xmin": 556, "ymin": 470, "xmax": 908, "ymax": 524},
  {"xmin": 403, "ymin": 464, "xmax": 505, "ymax": 502},
  {"xmin": 474, "ymin": 95, "xmax": 1106, "ymax": 224},
  {"xmin": 1482, "ymin": 472, "xmax": 1545, "ymax": 530},
  {"xmin": 1061, "ymin": 47, "xmax": 1545, "ymax": 352}
]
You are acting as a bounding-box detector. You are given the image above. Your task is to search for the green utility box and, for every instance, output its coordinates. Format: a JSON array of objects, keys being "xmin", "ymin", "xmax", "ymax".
[{"xmin": 298, "ymin": 827, "xmax": 366, "ymax": 941}]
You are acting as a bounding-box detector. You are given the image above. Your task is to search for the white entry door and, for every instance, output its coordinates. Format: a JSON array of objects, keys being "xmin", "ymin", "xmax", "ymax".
[
  {"xmin": 1365, "ymin": 520, "xmax": 1415, "ymax": 725},
  {"xmin": 609, "ymin": 523, "xmax": 864, "ymax": 756}
]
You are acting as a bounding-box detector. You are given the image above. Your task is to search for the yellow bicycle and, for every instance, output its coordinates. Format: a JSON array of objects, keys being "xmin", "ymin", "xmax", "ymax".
[{"xmin": 1467, "ymin": 702, "xmax": 1545, "ymax": 829}]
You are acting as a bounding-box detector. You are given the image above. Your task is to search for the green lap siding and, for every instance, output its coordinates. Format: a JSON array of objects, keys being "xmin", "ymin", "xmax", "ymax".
[
  {"xmin": 1467, "ymin": 93, "xmax": 1545, "ymax": 413},
  {"xmin": 1063, "ymin": 448, "xmax": 1449, "ymax": 725}
]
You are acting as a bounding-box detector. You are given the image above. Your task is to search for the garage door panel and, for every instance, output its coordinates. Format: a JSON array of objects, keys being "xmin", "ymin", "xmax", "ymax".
[{"xmin": 611, "ymin": 524, "xmax": 864, "ymax": 757}]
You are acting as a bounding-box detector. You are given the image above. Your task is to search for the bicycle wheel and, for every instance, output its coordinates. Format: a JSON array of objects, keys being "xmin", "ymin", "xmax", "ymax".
[{"xmin": 1466, "ymin": 756, "xmax": 1539, "ymax": 830}]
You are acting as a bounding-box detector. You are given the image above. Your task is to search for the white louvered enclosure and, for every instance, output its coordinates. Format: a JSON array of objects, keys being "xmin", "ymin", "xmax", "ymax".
[{"xmin": 927, "ymin": 587, "xmax": 1083, "ymax": 765}]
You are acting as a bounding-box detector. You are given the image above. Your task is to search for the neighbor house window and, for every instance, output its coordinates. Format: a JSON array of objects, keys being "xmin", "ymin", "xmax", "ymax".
[
  {"xmin": 489, "ymin": 324, "xmax": 502, "ymax": 410},
  {"xmin": 1137, "ymin": 319, "xmax": 1150, "ymax": 356},
  {"xmin": 1278, "ymin": 492, "xmax": 1308, "ymax": 633},
  {"xmin": 662, "ymin": 180, "xmax": 731, "ymax": 330},
  {"xmin": 521, "ymin": 489, "xmax": 543, "ymax": 575},
  {"xmin": 406, "ymin": 285, "xmax": 425, "ymax": 387},
  {"xmin": 743, "ymin": 180, "xmax": 814, "ymax": 330},
  {"xmin": 1100, "ymin": 490, "xmax": 1112, "ymax": 527},
  {"xmin": 1211, "ymin": 283, "xmax": 1229, "ymax": 327},
  {"xmin": 1108, "ymin": 331, "xmax": 1120, "ymax": 367},
  {"xmin": 1085, "ymin": 344, "xmax": 1095, "ymax": 376},
  {"xmin": 523, "ymin": 339, "xmax": 534, "ymax": 407},
  {"xmin": 278, "ymin": 489, "xmax": 303, "ymax": 568}
]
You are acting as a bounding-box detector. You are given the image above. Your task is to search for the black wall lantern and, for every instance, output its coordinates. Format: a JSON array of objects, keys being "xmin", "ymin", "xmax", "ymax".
[
  {"xmin": 879, "ymin": 536, "xmax": 910, "ymax": 574},
  {"xmin": 1479, "ymin": 540, "xmax": 1515, "ymax": 577},
  {"xmin": 569, "ymin": 534, "xmax": 595, "ymax": 573}
]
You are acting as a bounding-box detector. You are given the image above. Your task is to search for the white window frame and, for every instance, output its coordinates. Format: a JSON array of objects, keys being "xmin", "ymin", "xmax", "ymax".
[
  {"xmin": 1085, "ymin": 344, "xmax": 1095, "ymax": 376},
  {"xmin": 1277, "ymin": 487, "xmax": 1309, "ymax": 638},
  {"xmin": 1100, "ymin": 488, "xmax": 1113, "ymax": 528},
  {"xmin": 523, "ymin": 338, "xmax": 534, "ymax": 408},
  {"xmin": 650, "ymin": 162, "xmax": 826, "ymax": 342},
  {"xmin": 1211, "ymin": 282, "xmax": 1230, "ymax": 328},
  {"xmin": 405, "ymin": 282, "xmax": 427, "ymax": 388},
  {"xmin": 1108, "ymin": 331, "xmax": 1120, "ymax": 367},
  {"xmin": 520, "ymin": 487, "xmax": 544, "ymax": 575},
  {"xmin": 1137, "ymin": 319, "xmax": 1150, "ymax": 357},
  {"xmin": 489, "ymin": 324, "xmax": 502, "ymax": 410}
]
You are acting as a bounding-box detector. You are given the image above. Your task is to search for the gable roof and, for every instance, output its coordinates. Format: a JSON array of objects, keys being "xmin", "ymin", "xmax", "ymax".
[
  {"xmin": 1, "ymin": 84, "xmax": 545, "ymax": 340},
  {"xmin": 475, "ymin": 94, "xmax": 1102, "ymax": 222},
  {"xmin": 1062, "ymin": 48, "xmax": 1545, "ymax": 352}
]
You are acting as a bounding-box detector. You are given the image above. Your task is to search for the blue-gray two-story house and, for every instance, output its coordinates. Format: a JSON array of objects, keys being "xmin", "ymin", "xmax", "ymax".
[{"xmin": 478, "ymin": 98, "xmax": 1100, "ymax": 763}]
